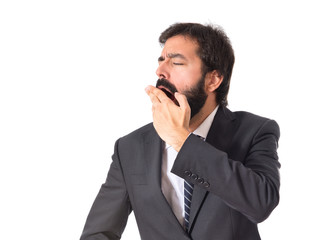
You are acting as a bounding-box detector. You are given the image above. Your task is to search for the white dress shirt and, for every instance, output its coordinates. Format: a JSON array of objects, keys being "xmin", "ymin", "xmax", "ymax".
[{"xmin": 161, "ymin": 105, "xmax": 219, "ymax": 226}]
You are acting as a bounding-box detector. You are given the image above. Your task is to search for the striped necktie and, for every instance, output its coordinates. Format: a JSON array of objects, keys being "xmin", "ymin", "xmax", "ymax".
[{"xmin": 184, "ymin": 180, "xmax": 194, "ymax": 231}]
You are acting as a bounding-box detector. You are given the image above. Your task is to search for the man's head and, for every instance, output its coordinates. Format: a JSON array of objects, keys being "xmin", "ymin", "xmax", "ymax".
[{"xmin": 156, "ymin": 23, "xmax": 235, "ymax": 110}]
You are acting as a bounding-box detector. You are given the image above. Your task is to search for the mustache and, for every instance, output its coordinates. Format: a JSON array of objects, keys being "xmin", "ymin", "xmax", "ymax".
[{"xmin": 155, "ymin": 78, "xmax": 177, "ymax": 94}]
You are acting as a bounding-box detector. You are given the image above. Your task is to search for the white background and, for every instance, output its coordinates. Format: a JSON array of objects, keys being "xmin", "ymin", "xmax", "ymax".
[{"xmin": 1, "ymin": 0, "xmax": 316, "ymax": 239}]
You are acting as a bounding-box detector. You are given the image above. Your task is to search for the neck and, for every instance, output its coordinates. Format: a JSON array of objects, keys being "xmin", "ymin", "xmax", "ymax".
[{"xmin": 188, "ymin": 98, "xmax": 218, "ymax": 132}]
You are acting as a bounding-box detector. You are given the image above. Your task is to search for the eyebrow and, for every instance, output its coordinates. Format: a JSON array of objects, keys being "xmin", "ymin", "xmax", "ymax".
[{"xmin": 158, "ymin": 53, "xmax": 187, "ymax": 62}]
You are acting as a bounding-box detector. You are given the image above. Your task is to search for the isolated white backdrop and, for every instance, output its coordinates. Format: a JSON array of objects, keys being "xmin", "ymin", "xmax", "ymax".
[{"xmin": 0, "ymin": 0, "xmax": 316, "ymax": 239}]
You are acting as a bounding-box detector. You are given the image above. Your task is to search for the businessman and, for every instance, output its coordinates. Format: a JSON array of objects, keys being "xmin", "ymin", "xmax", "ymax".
[{"xmin": 80, "ymin": 22, "xmax": 280, "ymax": 240}]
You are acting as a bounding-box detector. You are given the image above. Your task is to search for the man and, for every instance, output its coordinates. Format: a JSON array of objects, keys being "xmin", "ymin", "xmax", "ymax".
[{"xmin": 80, "ymin": 23, "xmax": 280, "ymax": 240}]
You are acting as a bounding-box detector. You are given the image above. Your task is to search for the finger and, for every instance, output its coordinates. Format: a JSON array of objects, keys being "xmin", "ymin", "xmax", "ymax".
[
  {"xmin": 145, "ymin": 85, "xmax": 170, "ymax": 102},
  {"xmin": 147, "ymin": 91, "xmax": 161, "ymax": 105},
  {"xmin": 145, "ymin": 85, "xmax": 155, "ymax": 95},
  {"xmin": 174, "ymin": 92, "xmax": 190, "ymax": 110}
]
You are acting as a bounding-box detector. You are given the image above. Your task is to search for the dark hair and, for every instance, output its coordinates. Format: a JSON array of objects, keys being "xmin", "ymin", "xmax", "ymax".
[{"xmin": 159, "ymin": 23, "xmax": 235, "ymax": 107}]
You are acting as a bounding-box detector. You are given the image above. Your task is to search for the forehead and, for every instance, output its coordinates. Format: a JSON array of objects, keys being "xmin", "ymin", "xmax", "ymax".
[{"xmin": 161, "ymin": 35, "xmax": 200, "ymax": 59}]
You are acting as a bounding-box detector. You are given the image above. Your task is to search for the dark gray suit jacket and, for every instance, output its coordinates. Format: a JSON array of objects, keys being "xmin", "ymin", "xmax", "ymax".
[{"xmin": 80, "ymin": 106, "xmax": 280, "ymax": 240}]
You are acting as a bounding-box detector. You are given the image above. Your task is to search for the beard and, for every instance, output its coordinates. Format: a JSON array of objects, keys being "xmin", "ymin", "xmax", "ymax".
[{"xmin": 156, "ymin": 74, "xmax": 207, "ymax": 118}]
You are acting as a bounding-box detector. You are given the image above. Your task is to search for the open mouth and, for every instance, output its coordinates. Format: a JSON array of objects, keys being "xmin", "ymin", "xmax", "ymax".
[
  {"xmin": 159, "ymin": 87, "xmax": 175, "ymax": 100},
  {"xmin": 158, "ymin": 86, "xmax": 179, "ymax": 106}
]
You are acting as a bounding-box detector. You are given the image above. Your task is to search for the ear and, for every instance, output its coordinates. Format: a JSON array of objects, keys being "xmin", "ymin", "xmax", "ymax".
[{"xmin": 205, "ymin": 70, "xmax": 223, "ymax": 93}]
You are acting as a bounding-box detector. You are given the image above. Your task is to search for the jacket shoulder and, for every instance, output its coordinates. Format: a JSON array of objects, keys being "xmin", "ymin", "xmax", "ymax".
[
  {"xmin": 121, "ymin": 123, "xmax": 155, "ymax": 139},
  {"xmin": 116, "ymin": 122, "xmax": 158, "ymax": 148},
  {"xmin": 231, "ymin": 109, "xmax": 280, "ymax": 138}
]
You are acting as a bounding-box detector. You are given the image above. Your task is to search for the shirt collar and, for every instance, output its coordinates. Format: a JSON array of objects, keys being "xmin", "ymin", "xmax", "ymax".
[
  {"xmin": 165, "ymin": 105, "xmax": 219, "ymax": 149},
  {"xmin": 192, "ymin": 105, "xmax": 219, "ymax": 139}
]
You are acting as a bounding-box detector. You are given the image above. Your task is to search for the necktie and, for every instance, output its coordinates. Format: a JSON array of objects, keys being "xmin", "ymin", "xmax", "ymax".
[{"xmin": 184, "ymin": 180, "xmax": 194, "ymax": 231}]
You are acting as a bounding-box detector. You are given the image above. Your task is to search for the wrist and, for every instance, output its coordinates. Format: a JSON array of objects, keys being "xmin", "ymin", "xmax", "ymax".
[{"xmin": 172, "ymin": 129, "xmax": 191, "ymax": 152}]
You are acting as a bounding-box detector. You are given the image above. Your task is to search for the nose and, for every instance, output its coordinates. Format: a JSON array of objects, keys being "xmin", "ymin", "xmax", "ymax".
[{"xmin": 156, "ymin": 61, "xmax": 170, "ymax": 80}]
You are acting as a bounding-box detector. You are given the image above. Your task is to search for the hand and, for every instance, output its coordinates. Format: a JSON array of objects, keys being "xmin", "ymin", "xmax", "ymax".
[{"xmin": 145, "ymin": 85, "xmax": 191, "ymax": 152}]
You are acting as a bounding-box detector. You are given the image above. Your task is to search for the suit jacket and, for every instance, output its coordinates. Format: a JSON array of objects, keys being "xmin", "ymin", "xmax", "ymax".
[{"xmin": 80, "ymin": 106, "xmax": 280, "ymax": 240}]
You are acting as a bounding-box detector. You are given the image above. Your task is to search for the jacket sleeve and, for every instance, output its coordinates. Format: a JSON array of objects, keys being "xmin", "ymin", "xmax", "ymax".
[
  {"xmin": 171, "ymin": 119, "xmax": 280, "ymax": 223},
  {"xmin": 80, "ymin": 139, "xmax": 132, "ymax": 240}
]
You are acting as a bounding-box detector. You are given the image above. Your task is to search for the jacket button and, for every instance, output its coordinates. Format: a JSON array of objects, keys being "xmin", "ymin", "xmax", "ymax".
[
  {"xmin": 191, "ymin": 174, "xmax": 198, "ymax": 180},
  {"xmin": 203, "ymin": 181, "xmax": 210, "ymax": 188},
  {"xmin": 184, "ymin": 170, "xmax": 192, "ymax": 177},
  {"xmin": 197, "ymin": 178, "xmax": 204, "ymax": 184}
]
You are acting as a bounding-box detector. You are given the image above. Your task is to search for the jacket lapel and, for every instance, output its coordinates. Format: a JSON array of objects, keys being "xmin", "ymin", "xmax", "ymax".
[
  {"xmin": 141, "ymin": 125, "xmax": 187, "ymax": 233},
  {"xmin": 189, "ymin": 106, "xmax": 238, "ymax": 231},
  {"xmin": 205, "ymin": 106, "xmax": 237, "ymax": 153}
]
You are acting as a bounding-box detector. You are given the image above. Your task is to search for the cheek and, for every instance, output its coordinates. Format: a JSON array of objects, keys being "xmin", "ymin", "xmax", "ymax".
[
  {"xmin": 172, "ymin": 75, "xmax": 191, "ymax": 92},
  {"xmin": 172, "ymin": 68, "xmax": 201, "ymax": 92}
]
